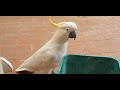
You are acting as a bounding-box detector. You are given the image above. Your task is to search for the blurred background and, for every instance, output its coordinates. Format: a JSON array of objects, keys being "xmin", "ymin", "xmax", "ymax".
[{"xmin": 0, "ymin": 16, "xmax": 120, "ymax": 73}]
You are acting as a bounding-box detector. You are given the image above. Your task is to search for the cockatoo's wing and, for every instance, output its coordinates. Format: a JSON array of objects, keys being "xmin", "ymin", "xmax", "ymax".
[{"xmin": 16, "ymin": 48, "xmax": 58, "ymax": 74}]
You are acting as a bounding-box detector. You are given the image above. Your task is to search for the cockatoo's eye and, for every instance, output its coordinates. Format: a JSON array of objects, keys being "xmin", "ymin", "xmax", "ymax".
[{"xmin": 66, "ymin": 28, "xmax": 69, "ymax": 31}]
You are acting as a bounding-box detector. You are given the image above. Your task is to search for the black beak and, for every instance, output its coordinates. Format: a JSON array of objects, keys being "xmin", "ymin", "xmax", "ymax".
[{"xmin": 69, "ymin": 31, "xmax": 77, "ymax": 40}]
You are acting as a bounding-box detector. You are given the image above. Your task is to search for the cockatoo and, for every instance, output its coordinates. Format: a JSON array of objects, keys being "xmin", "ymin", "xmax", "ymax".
[{"xmin": 15, "ymin": 16, "xmax": 77, "ymax": 74}]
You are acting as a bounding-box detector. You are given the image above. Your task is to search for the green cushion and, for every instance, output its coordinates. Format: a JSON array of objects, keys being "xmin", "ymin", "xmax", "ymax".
[{"xmin": 58, "ymin": 54, "xmax": 120, "ymax": 74}]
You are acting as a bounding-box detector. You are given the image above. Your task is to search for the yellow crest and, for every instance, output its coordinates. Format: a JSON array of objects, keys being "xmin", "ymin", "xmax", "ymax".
[{"xmin": 49, "ymin": 16, "xmax": 59, "ymax": 28}]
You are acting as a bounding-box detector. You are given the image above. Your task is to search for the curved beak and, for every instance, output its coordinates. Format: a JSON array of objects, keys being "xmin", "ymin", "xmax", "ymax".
[{"xmin": 69, "ymin": 31, "xmax": 77, "ymax": 40}]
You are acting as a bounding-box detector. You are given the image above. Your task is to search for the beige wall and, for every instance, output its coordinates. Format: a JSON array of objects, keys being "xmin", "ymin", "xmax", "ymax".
[{"xmin": 0, "ymin": 16, "xmax": 120, "ymax": 73}]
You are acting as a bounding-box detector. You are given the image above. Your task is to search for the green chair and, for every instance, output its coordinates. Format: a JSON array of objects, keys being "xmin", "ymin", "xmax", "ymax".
[{"xmin": 58, "ymin": 54, "xmax": 120, "ymax": 74}]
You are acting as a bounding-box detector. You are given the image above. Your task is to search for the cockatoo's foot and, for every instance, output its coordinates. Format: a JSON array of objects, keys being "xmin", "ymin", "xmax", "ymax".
[
  {"xmin": 16, "ymin": 71, "xmax": 34, "ymax": 74},
  {"xmin": 50, "ymin": 70, "xmax": 56, "ymax": 74}
]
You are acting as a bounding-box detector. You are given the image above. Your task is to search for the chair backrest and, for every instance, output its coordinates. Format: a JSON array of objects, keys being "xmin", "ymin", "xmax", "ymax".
[
  {"xmin": 58, "ymin": 54, "xmax": 120, "ymax": 74},
  {"xmin": 0, "ymin": 58, "xmax": 4, "ymax": 74},
  {"xmin": 0, "ymin": 57, "xmax": 13, "ymax": 74}
]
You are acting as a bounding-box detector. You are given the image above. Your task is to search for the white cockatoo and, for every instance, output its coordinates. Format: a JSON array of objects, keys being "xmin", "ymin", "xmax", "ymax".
[{"xmin": 15, "ymin": 17, "xmax": 77, "ymax": 74}]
